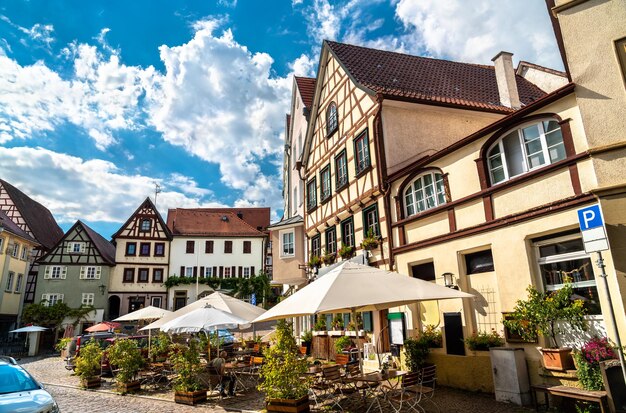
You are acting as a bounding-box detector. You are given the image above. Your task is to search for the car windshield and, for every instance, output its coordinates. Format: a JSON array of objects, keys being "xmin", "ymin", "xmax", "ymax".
[{"xmin": 0, "ymin": 364, "xmax": 40, "ymax": 394}]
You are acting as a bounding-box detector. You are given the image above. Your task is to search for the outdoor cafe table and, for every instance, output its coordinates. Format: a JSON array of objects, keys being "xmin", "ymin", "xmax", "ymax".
[
  {"xmin": 344, "ymin": 370, "xmax": 407, "ymax": 413},
  {"xmin": 225, "ymin": 362, "xmax": 253, "ymax": 392}
]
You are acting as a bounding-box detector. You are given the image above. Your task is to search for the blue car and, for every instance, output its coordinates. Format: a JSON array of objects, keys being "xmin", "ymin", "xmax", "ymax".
[{"xmin": 0, "ymin": 356, "xmax": 59, "ymax": 413}]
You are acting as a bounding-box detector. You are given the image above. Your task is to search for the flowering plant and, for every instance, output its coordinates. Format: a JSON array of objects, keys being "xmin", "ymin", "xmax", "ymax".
[
  {"xmin": 581, "ymin": 336, "xmax": 616, "ymax": 365},
  {"xmin": 574, "ymin": 336, "xmax": 617, "ymax": 390}
]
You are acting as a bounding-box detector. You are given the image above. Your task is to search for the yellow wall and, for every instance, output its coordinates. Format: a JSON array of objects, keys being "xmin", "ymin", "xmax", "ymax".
[
  {"xmin": 0, "ymin": 233, "xmax": 36, "ymax": 316},
  {"xmin": 271, "ymin": 224, "xmax": 306, "ymax": 283}
]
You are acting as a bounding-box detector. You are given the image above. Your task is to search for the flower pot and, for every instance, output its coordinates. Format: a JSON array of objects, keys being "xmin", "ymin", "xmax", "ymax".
[
  {"xmin": 541, "ymin": 347, "xmax": 574, "ymax": 371},
  {"xmin": 345, "ymin": 331, "xmax": 357, "ymax": 337},
  {"xmin": 80, "ymin": 376, "xmax": 101, "ymax": 389},
  {"xmin": 266, "ymin": 395, "xmax": 310, "ymax": 413},
  {"xmin": 312, "ymin": 331, "xmax": 327, "ymax": 336},
  {"xmin": 175, "ymin": 389, "xmax": 207, "ymax": 405},
  {"xmin": 117, "ymin": 380, "xmax": 141, "ymax": 394},
  {"xmin": 328, "ymin": 330, "xmax": 344, "ymax": 337}
]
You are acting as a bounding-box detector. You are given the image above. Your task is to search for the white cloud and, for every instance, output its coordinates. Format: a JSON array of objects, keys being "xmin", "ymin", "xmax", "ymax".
[
  {"xmin": 394, "ymin": 0, "xmax": 562, "ymax": 68},
  {"xmin": 0, "ymin": 15, "xmax": 55, "ymax": 49},
  {"xmin": 0, "ymin": 146, "xmax": 223, "ymax": 224}
]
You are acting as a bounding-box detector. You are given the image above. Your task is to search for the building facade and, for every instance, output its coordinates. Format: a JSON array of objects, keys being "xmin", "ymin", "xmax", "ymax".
[
  {"xmin": 36, "ymin": 221, "xmax": 115, "ymax": 331},
  {"xmin": 108, "ymin": 197, "xmax": 172, "ymax": 319},
  {"xmin": 0, "ymin": 211, "xmax": 39, "ymax": 336},
  {"xmin": 166, "ymin": 208, "xmax": 270, "ymax": 310}
]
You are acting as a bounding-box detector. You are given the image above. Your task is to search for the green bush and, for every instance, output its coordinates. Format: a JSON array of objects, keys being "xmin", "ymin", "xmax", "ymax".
[
  {"xmin": 259, "ymin": 320, "xmax": 310, "ymax": 400},
  {"xmin": 421, "ymin": 325, "xmax": 443, "ymax": 348},
  {"xmin": 301, "ymin": 330, "xmax": 313, "ymax": 343},
  {"xmin": 169, "ymin": 341, "xmax": 204, "ymax": 392},
  {"xmin": 150, "ymin": 332, "xmax": 171, "ymax": 359},
  {"xmin": 465, "ymin": 330, "xmax": 504, "ymax": 351},
  {"xmin": 334, "ymin": 336, "xmax": 352, "ymax": 353},
  {"xmin": 75, "ymin": 341, "xmax": 102, "ymax": 380},
  {"xmin": 107, "ymin": 338, "xmax": 144, "ymax": 384},
  {"xmin": 314, "ymin": 317, "xmax": 326, "ymax": 331},
  {"xmin": 574, "ymin": 351, "xmax": 604, "ymax": 391},
  {"xmin": 404, "ymin": 337, "xmax": 430, "ymax": 372},
  {"xmin": 332, "ymin": 314, "xmax": 344, "ymax": 330},
  {"xmin": 55, "ymin": 337, "xmax": 72, "ymax": 353}
]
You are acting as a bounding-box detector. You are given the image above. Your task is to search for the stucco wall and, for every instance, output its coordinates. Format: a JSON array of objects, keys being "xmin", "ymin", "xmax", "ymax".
[{"xmin": 271, "ymin": 224, "xmax": 306, "ymax": 283}]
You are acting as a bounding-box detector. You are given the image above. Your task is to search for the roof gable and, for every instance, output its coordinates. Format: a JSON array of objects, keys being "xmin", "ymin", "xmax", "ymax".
[
  {"xmin": 0, "ymin": 210, "xmax": 36, "ymax": 243},
  {"xmin": 111, "ymin": 197, "xmax": 172, "ymax": 240},
  {"xmin": 325, "ymin": 40, "xmax": 546, "ymax": 113},
  {"xmin": 39, "ymin": 220, "xmax": 116, "ymax": 265},
  {"xmin": 167, "ymin": 208, "xmax": 269, "ymax": 237},
  {"xmin": 0, "ymin": 179, "xmax": 63, "ymax": 250},
  {"xmin": 294, "ymin": 76, "xmax": 316, "ymax": 109}
]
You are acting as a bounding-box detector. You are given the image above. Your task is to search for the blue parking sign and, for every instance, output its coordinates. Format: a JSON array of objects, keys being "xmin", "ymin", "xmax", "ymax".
[
  {"xmin": 250, "ymin": 293, "xmax": 256, "ymax": 306},
  {"xmin": 577, "ymin": 204, "xmax": 604, "ymax": 231}
]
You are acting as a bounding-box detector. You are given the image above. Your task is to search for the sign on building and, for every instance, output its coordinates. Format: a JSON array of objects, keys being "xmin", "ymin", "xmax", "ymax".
[{"xmin": 577, "ymin": 204, "xmax": 610, "ymax": 253}]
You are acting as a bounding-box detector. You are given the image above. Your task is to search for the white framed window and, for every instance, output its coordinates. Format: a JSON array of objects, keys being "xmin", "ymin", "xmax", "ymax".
[
  {"xmin": 404, "ymin": 171, "xmax": 446, "ymax": 217},
  {"xmin": 224, "ymin": 267, "xmax": 232, "ymax": 278},
  {"xmin": 20, "ymin": 246, "xmax": 27, "ymax": 260},
  {"xmin": 45, "ymin": 266, "xmax": 67, "ymax": 280},
  {"xmin": 140, "ymin": 219, "xmax": 151, "ymax": 232},
  {"xmin": 11, "ymin": 243, "xmax": 19, "ymax": 258},
  {"xmin": 5, "ymin": 272, "xmax": 14, "ymax": 292},
  {"xmin": 185, "ymin": 267, "xmax": 194, "ymax": 278},
  {"xmin": 80, "ymin": 266, "xmax": 101, "ymax": 280},
  {"xmin": 42, "ymin": 293, "xmax": 63, "ymax": 306},
  {"xmin": 534, "ymin": 233, "xmax": 600, "ymax": 315},
  {"xmin": 66, "ymin": 242, "xmax": 85, "ymax": 254},
  {"xmin": 81, "ymin": 293, "xmax": 95, "ymax": 306},
  {"xmin": 14, "ymin": 274, "xmax": 23, "ymax": 293},
  {"xmin": 488, "ymin": 119, "xmax": 566, "ymax": 185},
  {"xmin": 204, "ymin": 267, "xmax": 213, "ymax": 277},
  {"xmin": 151, "ymin": 296, "xmax": 162, "ymax": 308},
  {"xmin": 243, "ymin": 267, "xmax": 251, "ymax": 278},
  {"xmin": 281, "ymin": 230, "xmax": 295, "ymax": 257}
]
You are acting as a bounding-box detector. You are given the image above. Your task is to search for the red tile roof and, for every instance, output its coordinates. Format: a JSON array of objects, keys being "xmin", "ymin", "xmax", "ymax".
[
  {"xmin": 167, "ymin": 208, "xmax": 270, "ymax": 237},
  {"xmin": 326, "ymin": 41, "xmax": 547, "ymax": 113},
  {"xmin": 294, "ymin": 76, "xmax": 316, "ymax": 109}
]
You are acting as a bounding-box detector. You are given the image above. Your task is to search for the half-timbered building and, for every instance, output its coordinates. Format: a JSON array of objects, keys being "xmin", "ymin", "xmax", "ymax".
[
  {"xmin": 166, "ymin": 208, "xmax": 270, "ymax": 310},
  {"xmin": 36, "ymin": 221, "xmax": 115, "ymax": 332},
  {"xmin": 109, "ymin": 197, "xmax": 172, "ymax": 319},
  {"xmin": 0, "ymin": 211, "xmax": 39, "ymax": 336},
  {"xmin": 0, "ymin": 179, "xmax": 63, "ymax": 305}
]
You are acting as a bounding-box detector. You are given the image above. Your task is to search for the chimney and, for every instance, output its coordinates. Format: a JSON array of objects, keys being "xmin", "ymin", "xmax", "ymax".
[{"xmin": 491, "ymin": 51, "xmax": 521, "ymax": 109}]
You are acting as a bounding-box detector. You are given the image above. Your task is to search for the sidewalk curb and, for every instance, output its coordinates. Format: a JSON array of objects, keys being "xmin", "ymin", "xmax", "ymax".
[{"xmin": 42, "ymin": 382, "xmax": 262, "ymax": 413}]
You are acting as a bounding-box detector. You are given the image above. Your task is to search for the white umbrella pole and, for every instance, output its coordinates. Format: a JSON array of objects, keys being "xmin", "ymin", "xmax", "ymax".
[{"xmin": 351, "ymin": 308, "xmax": 363, "ymax": 371}]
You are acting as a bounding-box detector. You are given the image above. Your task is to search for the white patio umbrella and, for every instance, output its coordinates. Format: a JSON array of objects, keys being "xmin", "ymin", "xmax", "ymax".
[
  {"xmin": 141, "ymin": 291, "xmax": 265, "ymax": 331},
  {"xmin": 252, "ymin": 261, "xmax": 473, "ymax": 367},
  {"xmin": 114, "ymin": 306, "xmax": 173, "ymax": 355},
  {"xmin": 10, "ymin": 326, "xmax": 48, "ymax": 333},
  {"xmin": 160, "ymin": 304, "xmax": 248, "ymax": 359}
]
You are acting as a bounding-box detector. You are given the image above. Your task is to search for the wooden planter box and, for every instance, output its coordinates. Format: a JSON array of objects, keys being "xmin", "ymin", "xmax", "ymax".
[
  {"xmin": 117, "ymin": 380, "xmax": 141, "ymax": 394},
  {"xmin": 541, "ymin": 347, "xmax": 574, "ymax": 371},
  {"xmin": 267, "ymin": 395, "xmax": 310, "ymax": 413},
  {"xmin": 80, "ymin": 376, "xmax": 101, "ymax": 389},
  {"xmin": 175, "ymin": 390, "xmax": 207, "ymax": 405}
]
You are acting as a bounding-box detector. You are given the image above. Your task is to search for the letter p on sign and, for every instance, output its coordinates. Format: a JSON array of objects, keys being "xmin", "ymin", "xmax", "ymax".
[{"xmin": 577, "ymin": 204, "xmax": 603, "ymax": 231}]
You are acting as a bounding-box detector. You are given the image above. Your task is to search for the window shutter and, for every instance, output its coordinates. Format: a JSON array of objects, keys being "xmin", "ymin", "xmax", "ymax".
[
  {"xmin": 251, "ymin": 266, "xmax": 255, "ymax": 276},
  {"xmin": 231, "ymin": 266, "xmax": 236, "ymax": 277},
  {"xmin": 219, "ymin": 266, "xmax": 224, "ymax": 278},
  {"xmin": 199, "ymin": 266, "xmax": 204, "ymax": 278},
  {"xmin": 193, "ymin": 266, "xmax": 198, "ymax": 277},
  {"xmin": 180, "ymin": 266, "xmax": 185, "ymax": 277},
  {"xmin": 44, "ymin": 266, "xmax": 51, "ymax": 279},
  {"xmin": 59, "ymin": 293, "xmax": 64, "ymax": 302},
  {"xmin": 95, "ymin": 266, "xmax": 101, "ymax": 279},
  {"xmin": 42, "ymin": 293, "xmax": 48, "ymax": 302},
  {"xmin": 213, "ymin": 266, "xmax": 217, "ymax": 278},
  {"xmin": 238, "ymin": 266, "xmax": 242, "ymax": 277},
  {"xmin": 79, "ymin": 266, "xmax": 86, "ymax": 279},
  {"xmin": 66, "ymin": 243, "xmax": 72, "ymax": 253},
  {"xmin": 80, "ymin": 243, "xmax": 86, "ymax": 253},
  {"xmin": 61, "ymin": 266, "xmax": 67, "ymax": 279}
]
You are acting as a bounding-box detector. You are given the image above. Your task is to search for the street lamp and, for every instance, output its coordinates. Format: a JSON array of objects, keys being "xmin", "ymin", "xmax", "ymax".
[{"xmin": 442, "ymin": 272, "xmax": 458, "ymax": 290}]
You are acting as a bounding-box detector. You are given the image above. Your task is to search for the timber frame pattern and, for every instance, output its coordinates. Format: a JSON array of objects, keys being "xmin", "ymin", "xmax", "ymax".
[{"xmin": 111, "ymin": 197, "xmax": 172, "ymax": 242}]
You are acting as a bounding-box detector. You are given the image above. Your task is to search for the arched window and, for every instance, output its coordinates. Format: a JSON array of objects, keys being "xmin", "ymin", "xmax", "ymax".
[
  {"xmin": 487, "ymin": 119, "xmax": 565, "ymax": 185},
  {"xmin": 404, "ymin": 171, "xmax": 446, "ymax": 217},
  {"xmin": 326, "ymin": 102, "xmax": 338, "ymax": 136}
]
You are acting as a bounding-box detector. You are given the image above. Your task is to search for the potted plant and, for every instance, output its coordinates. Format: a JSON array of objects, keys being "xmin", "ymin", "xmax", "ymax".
[
  {"xmin": 338, "ymin": 245, "xmax": 355, "ymax": 260},
  {"xmin": 107, "ymin": 338, "xmax": 145, "ymax": 393},
  {"xmin": 301, "ymin": 330, "xmax": 313, "ymax": 355},
  {"xmin": 169, "ymin": 341, "xmax": 206, "ymax": 405},
  {"xmin": 150, "ymin": 332, "xmax": 171, "ymax": 362},
  {"xmin": 329, "ymin": 314, "xmax": 344, "ymax": 336},
  {"xmin": 313, "ymin": 317, "xmax": 327, "ymax": 336},
  {"xmin": 404, "ymin": 337, "xmax": 431, "ymax": 372},
  {"xmin": 55, "ymin": 337, "xmax": 72, "ymax": 359},
  {"xmin": 465, "ymin": 330, "xmax": 504, "ymax": 352},
  {"xmin": 259, "ymin": 320, "xmax": 311, "ymax": 412},
  {"xmin": 360, "ymin": 229, "xmax": 380, "ymax": 251},
  {"xmin": 334, "ymin": 335, "xmax": 352, "ymax": 355},
  {"xmin": 307, "ymin": 255, "xmax": 321, "ymax": 269},
  {"xmin": 421, "ymin": 324, "xmax": 443, "ymax": 348},
  {"xmin": 573, "ymin": 336, "xmax": 617, "ymax": 390},
  {"xmin": 74, "ymin": 340, "xmax": 103, "ymax": 389},
  {"xmin": 503, "ymin": 283, "xmax": 587, "ymax": 370},
  {"xmin": 321, "ymin": 250, "xmax": 336, "ymax": 266}
]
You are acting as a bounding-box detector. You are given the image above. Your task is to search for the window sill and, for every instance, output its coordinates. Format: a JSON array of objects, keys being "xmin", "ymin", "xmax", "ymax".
[
  {"xmin": 326, "ymin": 127, "xmax": 338, "ymax": 138},
  {"xmin": 335, "ymin": 182, "xmax": 348, "ymax": 193},
  {"xmin": 320, "ymin": 195, "xmax": 332, "ymax": 205},
  {"xmin": 355, "ymin": 165, "xmax": 372, "ymax": 179},
  {"xmin": 307, "ymin": 205, "xmax": 317, "ymax": 214},
  {"xmin": 125, "ymin": 254, "xmax": 137, "ymax": 257}
]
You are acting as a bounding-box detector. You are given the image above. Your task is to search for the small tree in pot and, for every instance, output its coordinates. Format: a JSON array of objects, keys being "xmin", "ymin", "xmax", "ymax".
[
  {"xmin": 259, "ymin": 320, "xmax": 311, "ymax": 413},
  {"xmin": 74, "ymin": 340, "xmax": 103, "ymax": 389},
  {"xmin": 107, "ymin": 338, "xmax": 145, "ymax": 393},
  {"xmin": 503, "ymin": 282, "xmax": 587, "ymax": 370},
  {"xmin": 169, "ymin": 341, "xmax": 206, "ymax": 405}
]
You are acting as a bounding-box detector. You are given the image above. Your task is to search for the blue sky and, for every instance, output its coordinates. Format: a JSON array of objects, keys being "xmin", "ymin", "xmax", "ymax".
[{"xmin": 0, "ymin": 0, "xmax": 561, "ymax": 239}]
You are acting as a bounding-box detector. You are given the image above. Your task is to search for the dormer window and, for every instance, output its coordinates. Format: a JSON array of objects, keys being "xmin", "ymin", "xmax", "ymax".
[
  {"xmin": 487, "ymin": 119, "xmax": 565, "ymax": 185},
  {"xmin": 404, "ymin": 171, "xmax": 446, "ymax": 217},
  {"xmin": 140, "ymin": 219, "xmax": 151, "ymax": 232},
  {"xmin": 326, "ymin": 102, "xmax": 338, "ymax": 136}
]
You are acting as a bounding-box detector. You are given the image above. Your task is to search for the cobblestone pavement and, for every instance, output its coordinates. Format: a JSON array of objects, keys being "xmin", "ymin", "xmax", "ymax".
[{"xmin": 19, "ymin": 356, "xmax": 533, "ymax": 413}]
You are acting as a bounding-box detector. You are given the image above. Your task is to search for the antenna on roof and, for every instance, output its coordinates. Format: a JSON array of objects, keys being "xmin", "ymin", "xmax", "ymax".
[{"xmin": 154, "ymin": 182, "xmax": 162, "ymax": 208}]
